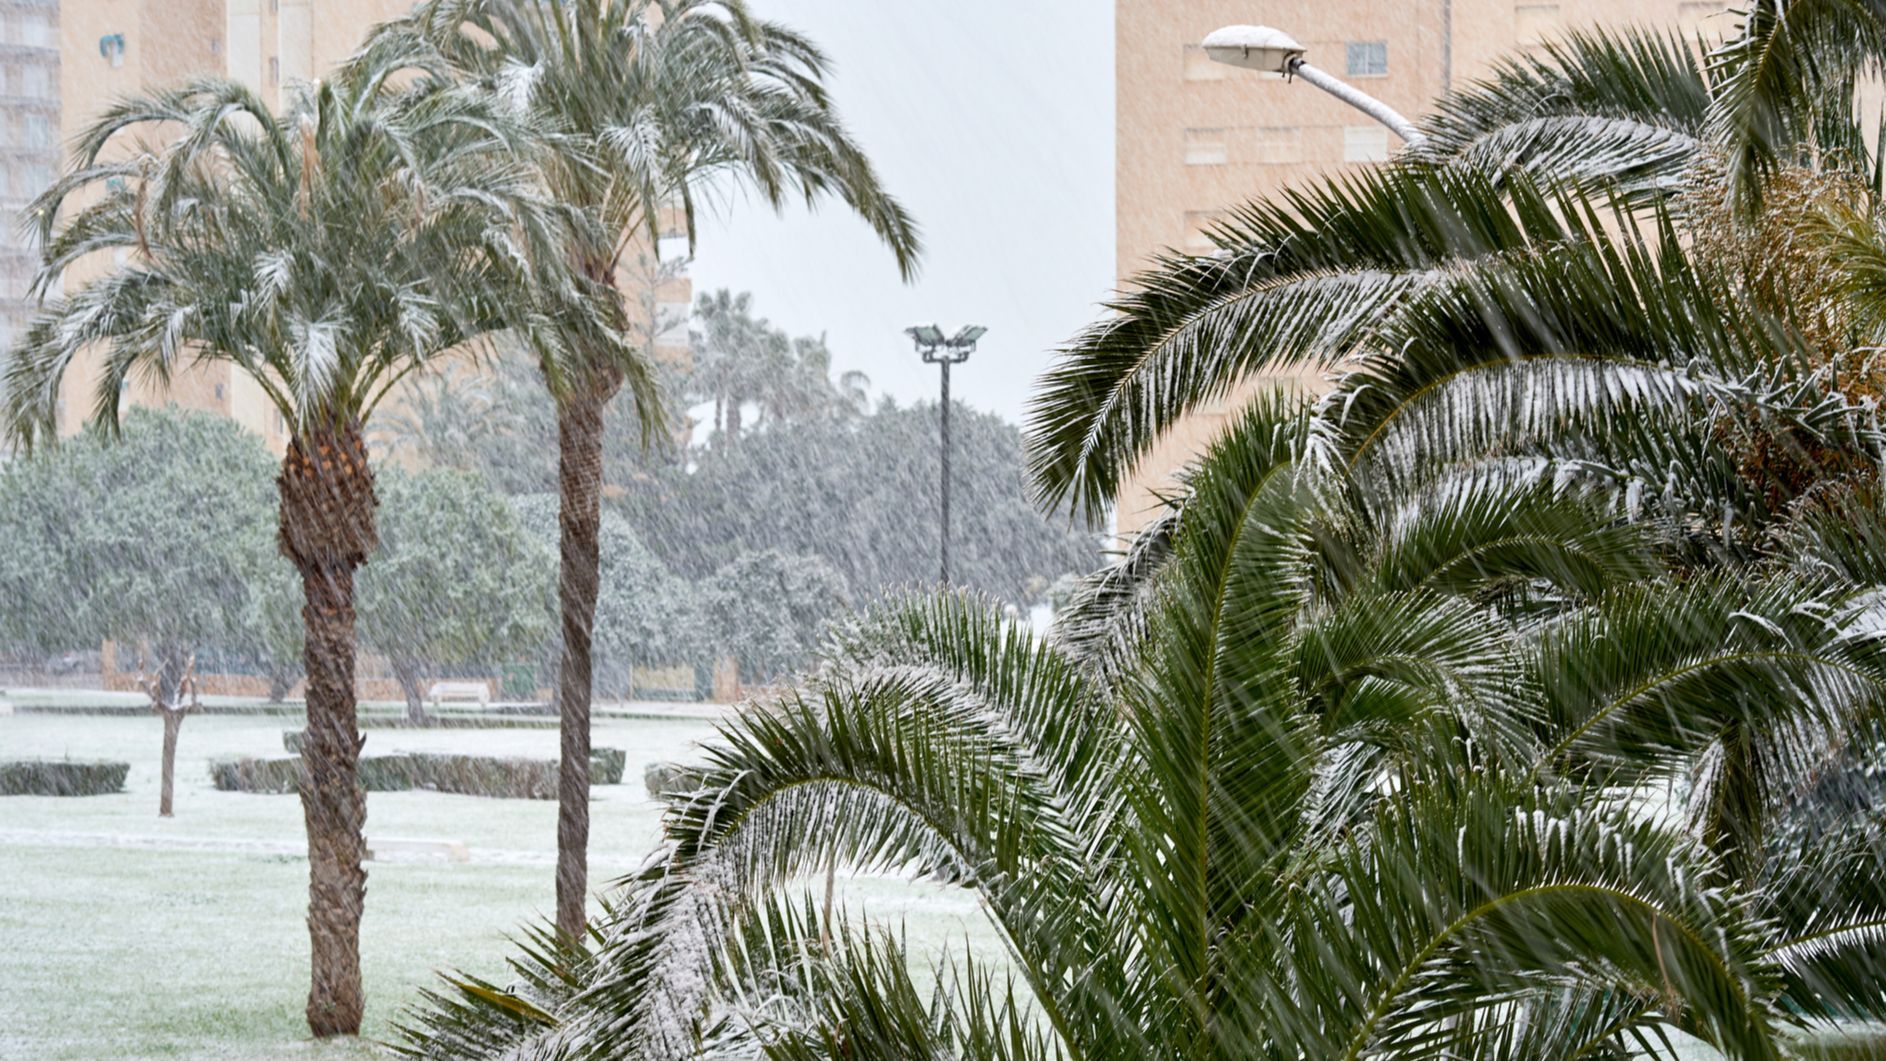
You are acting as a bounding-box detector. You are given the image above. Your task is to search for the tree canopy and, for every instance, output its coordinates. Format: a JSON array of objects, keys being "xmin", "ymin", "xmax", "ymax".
[
  {"xmin": 359, "ymin": 466, "xmax": 554, "ymax": 713},
  {"xmin": 0, "ymin": 407, "xmax": 290, "ymax": 696}
]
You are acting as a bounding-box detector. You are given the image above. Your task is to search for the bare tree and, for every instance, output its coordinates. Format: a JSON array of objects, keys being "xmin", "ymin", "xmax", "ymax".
[{"xmin": 135, "ymin": 650, "xmax": 200, "ymax": 818}]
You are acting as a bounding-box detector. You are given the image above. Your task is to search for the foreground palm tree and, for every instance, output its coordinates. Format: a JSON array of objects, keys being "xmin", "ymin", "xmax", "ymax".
[
  {"xmin": 1031, "ymin": 2, "xmax": 1884, "ymax": 522},
  {"xmin": 394, "ymin": 397, "xmax": 1886, "ymax": 1057},
  {"xmin": 2, "ymin": 67, "xmax": 618, "ymax": 1036},
  {"xmin": 363, "ymin": 0, "xmax": 921, "ymax": 941}
]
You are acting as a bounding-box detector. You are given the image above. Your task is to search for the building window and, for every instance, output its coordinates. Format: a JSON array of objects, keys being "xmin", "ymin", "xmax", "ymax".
[
  {"xmin": 214, "ymin": 383, "xmax": 226, "ymax": 401},
  {"xmin": 1345, "ymin": 41, "xmax": 1388, "ymax": 78},
  {"xmin": 269, "ymin": 57, "xmax": 280, "ymax": 84},
  {"xmin": 1252, "ymin": 126, "xmax": 1304, "ymax": 164},
  {"xmin": 1184, "ymin": 210, "xmax": 1228, "ymax": 254},
  {"xmin": 1515, "ymin": 4, "xmax": 1561, "ymax": 45},
  {"xmin": 1343, "ymin": 125, "xmax": 1391, "ymax": 162},
  {"xmin": 1183, "ymin": 44, "xmax": 1226, "ymax": 82},
  {"xmin": 1183, "ymin": 128, "xmax": 1228, "ymax": 166}
]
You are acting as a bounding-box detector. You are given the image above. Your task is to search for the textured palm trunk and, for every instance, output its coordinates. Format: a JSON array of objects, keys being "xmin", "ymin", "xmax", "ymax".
[
  {"xmin": 278, "ymin": 424, "xmax": 377, "ymax": 1039},
  {"xmin": 554, "ymin": 367, "xmax": 619, "ymax": 942}
]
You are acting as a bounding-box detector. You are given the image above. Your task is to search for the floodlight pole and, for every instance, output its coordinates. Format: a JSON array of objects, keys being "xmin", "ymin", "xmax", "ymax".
[
  {"xmin": 907, "ymin": 325, "xmax": 984, "ymax": 585},
  {"xmin": 940, "ymin": 358, "xmax": 954, "ymax": 585}
]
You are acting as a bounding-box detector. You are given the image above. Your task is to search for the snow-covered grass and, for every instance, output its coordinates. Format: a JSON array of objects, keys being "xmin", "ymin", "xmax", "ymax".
[{"xmin": 0, "ymin": 711, "xmax": 991, "ymax": 1059}]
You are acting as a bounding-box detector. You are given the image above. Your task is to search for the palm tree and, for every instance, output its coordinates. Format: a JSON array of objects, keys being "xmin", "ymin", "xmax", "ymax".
[
  {"xmin": 392, "ymin": 397, "xmax": 1886, "ymax": 1057},
  {"xmin": 1030, "ymin": 3, "xmax": 1886, "ymax": 523},
  {"xmin": 363, "ymin": 0, "xmax": 921, "ymax": 942},
  {"xmin": 1, "ymin": 64, "xmax": 616, "ymax": 1037}
]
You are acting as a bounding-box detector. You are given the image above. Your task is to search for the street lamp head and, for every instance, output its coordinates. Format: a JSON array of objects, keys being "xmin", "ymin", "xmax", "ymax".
[
  {"xmin": 1203, "ymin": 24, "xmax": 1304, "ymax": 76},
  {"xmin": 906, "ymin": 324, "xmax": 946, "ymax": 348},
  {"xmin": 949, "ymin": 325, "xmax": 988, "ymax": 348}
]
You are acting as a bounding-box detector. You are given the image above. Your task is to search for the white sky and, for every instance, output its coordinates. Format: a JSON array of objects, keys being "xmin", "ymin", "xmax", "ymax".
[{"xmin": 685, "ymin": 0, "xmax": 1116, "ymax": 423}]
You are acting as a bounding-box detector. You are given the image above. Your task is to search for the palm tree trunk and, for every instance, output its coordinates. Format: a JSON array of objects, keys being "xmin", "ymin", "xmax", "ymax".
[
  {"xmin": 554, "ymin": 366, "xmax": 619, "ymax": 943},
  {"xmin": 278, "ymin": 424, "xmax": 377, "ymax": 1039}
]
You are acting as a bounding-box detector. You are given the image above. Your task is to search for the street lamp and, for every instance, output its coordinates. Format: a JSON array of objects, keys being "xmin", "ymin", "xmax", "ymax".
[
  {"xmin": 907, "ymin": 323, "xmax": 985, "ymax": 585},
  {"xmin": 1202, "ymin": 24, "xmax": 1427, "ymax": 149}
]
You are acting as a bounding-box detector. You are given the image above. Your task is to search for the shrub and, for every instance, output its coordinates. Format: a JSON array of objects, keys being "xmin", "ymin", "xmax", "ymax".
[
  {"xmin": 643, "ymin": 760, "xmax": 705, "ymax": 799},
  {"xmin": 209, "ymin": 756, "xmax": 301, "ymax": 794},
  {"xmin": 216, "ymin": 748, "xmax": 625, "ymax": 797},
  {"xmin": 0, "ymin": 759, "xmax": 129, "ymax": 796},
  {"xmin": 212, "ymin": 755, "xmax": 423, "ymax": 793},
  {"xmin": 409, "ymin": 753, "xmax": 556, "ymax": 799},
  {"xmin": 592, "ymin": 746, "xmax": 626, "ymax": 786}
]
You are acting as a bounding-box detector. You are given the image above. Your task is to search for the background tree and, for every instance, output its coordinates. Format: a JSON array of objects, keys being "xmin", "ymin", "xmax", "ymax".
[
  {"xmin": 3, "ymin": 65, "xmax": 613, "ymax": 1036},
  {"xmin": 0, "ymin": 407, "xmax": 284, "ymax": 817},
  {"xmin": 701, "ymin": 549, "xmax": 850, "ymax": 686},
  {"xmin": 510, "ymin": 495, "xmax": 702, "ymax": 702},
  {"xmin": 623, "ymin": 396, "xmax": 1098, "ymax": 604},
  {"xmin": 359, "ymin": 467, "xmax": 554, "ymax": 721}
]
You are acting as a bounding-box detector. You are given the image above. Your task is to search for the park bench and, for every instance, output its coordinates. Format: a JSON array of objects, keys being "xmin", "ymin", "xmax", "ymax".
[{"xmin": 427, "ymin": 681, "xmax": 490, "ymax": 709}]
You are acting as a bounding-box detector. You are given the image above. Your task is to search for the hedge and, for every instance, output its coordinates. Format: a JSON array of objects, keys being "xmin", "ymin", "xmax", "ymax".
[
  {"xmin": 279, "ymin": 730, "xmax": 622, "ymax": 783},
  {"xmin": 220, "ymin": 747, "xmax": 626, "ymax": 798},
  {"xmin": 643, "ymin": 760, "xmax": 706, "ymax": 799},
  {"xmin": 210, "ymin": 755, "xmax": 423, "ymax": 794},
  {"xmin": 0, "ymin": 760, "xmax": 129, "ymax": 796}
]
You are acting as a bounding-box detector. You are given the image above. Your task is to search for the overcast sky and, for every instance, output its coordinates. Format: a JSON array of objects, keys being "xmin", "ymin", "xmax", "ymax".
[{"xmin": 686, "ymin": 1, "xmax": 1116, "ymax": 423}]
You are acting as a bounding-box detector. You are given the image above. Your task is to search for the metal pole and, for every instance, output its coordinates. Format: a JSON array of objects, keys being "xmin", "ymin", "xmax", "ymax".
[
  {"xmin": 939, "ymin": 358, "xmax": 951, "ymax": 585},
  {"xmin": 1290, "ymin": 58, "xmax": 1427, "ymax": 148}
]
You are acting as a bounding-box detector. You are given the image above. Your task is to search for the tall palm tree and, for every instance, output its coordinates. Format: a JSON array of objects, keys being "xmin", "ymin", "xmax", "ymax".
[
  {"xmin": 363, "ymin": 0, "xmax": 921, "ymax": 942},
  {"xmin": 1, "ymin": 64, "xmax": 619, "ymax": 1036}
]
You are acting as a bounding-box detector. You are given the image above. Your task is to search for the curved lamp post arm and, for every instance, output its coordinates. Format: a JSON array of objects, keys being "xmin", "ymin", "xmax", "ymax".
[{"xmin": 1289, "ymin": 58, "xmax": 1427, "ymax": 148}]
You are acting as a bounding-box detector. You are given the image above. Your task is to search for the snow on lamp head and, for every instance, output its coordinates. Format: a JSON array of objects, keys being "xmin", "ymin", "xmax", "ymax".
[{"xmin": 1202, "ymin": 25, "xmax": 1305, "ymax": 76}]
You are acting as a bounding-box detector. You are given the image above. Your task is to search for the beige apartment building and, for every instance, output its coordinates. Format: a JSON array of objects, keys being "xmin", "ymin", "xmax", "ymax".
[
  {"xmin": 48, "ymin": 1, "xmax": 694, "ymax": 452},
  {"xmin": 51, "ymin": 0, "xmax": 417, "ymax": 449},
  {"xmin": 1113, "ymin": 0, "xmax": 1732, "ymax": 539},
  {"xmin": 0, "ymin": 0, "xmax": 59, "ymax": 354}
]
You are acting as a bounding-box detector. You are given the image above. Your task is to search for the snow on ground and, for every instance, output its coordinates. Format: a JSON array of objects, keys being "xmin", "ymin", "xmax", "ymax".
[{"xmin": 0, "ymin": 709, "xmax": 995, "ymax": 1059}]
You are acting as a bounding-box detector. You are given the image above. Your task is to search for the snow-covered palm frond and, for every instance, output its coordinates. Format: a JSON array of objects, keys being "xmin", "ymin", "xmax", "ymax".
[{"xmin": 1415, "ymin": 26, "xmax": 1712, "ymax": 198}]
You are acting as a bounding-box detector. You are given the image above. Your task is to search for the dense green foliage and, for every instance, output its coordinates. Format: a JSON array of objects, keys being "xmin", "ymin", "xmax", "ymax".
[
  {"xmin": 0, "ymin": 408, "xmax": 293, "ymax": 696},
  {"xmin": 360, "ymin": 468, "xmax": 554, "ymax": 714},
  {"xmin": 385, "ymin": 299, "xmax": 1099, "ymax": 609},
  {"xmin": 213, "ymin": 749, "xmax": 629, "ymax": 797},
  {"xmin": 626, "ymin": 397, "xmax": 1099, "ymax": 603},
  {"xmin": 509, "ymin": 495, "xmax": 702, "ymax": 697},
  {"xmin": 700, "ymin": 550, "xmax": 851, "ymax": 685}
]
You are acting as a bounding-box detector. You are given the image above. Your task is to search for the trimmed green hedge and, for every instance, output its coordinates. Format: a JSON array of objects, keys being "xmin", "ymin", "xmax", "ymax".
[
  {"xmin": 643, "ymin": 760, "xmax": 705, "ymax": 799},
  {"xmin": 410, "ymin": 753, "xmax": 556, "ymax": 799},
  {"xmin": 209, "ymin": 757, "xmax": 301, "ymax": 794},
  {"xmin": 592, "ymin": 747, "xmax": 626, "ymax": 786},
  {"xmin": 0, "ymin": 760, "xmax": 129, "ymax": 796},
  {"xmin": 210, "ymin": 755, "xmax": 423, "ymax": 794},
  {"xmin": 221, "ymin": 746, "xmax": 626, "ymax": 798}
]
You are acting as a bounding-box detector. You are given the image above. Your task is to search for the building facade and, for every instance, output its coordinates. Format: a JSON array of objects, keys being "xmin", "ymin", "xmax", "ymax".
[
  {"xmin": 49, "ymin": 1, "xmax": 693, "ymax": 452},
  {"xmin": 1113, "ymin": 0, "xmax": 1733, "ymax": 539},
  {"xmin": 0, "ymin": 0, "xmax": 58, "ymax": 356}
]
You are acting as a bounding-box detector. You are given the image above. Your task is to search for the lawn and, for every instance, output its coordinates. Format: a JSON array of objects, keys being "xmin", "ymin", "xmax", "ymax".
[{"xmin": 0, "ymin": 710, "xmax": 990, "ymax": 1059}]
